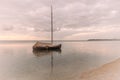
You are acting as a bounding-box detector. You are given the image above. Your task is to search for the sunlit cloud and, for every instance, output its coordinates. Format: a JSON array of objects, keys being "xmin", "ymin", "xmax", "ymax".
[
  {"xmin": 65, "ymin": 26, "xmax": 120, "ymax": 40},
  {"xmin": 0, "ymin": 0, "xmax": 120, "ymax": 40}
]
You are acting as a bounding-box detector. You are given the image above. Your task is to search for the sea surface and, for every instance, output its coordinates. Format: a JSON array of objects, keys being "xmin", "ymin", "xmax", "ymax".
[{"xmin": 0, "ymin": 41, "xmax": 120, "ymax": 80}]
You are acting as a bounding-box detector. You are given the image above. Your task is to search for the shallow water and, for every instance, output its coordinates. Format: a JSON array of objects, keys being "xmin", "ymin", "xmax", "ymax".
[{"xmin": 0, "ymin": 41, "xmax": 120, "ymax": 80}]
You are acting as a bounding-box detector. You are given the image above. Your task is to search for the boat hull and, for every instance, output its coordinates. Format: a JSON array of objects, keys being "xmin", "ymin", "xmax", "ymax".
[{"xmin": 33, "ymin": 42, "xmax": 61, "ymax": 50}]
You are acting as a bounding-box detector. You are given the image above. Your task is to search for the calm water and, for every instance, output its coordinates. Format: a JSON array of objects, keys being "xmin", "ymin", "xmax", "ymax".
[{"xmin": 0, "ymin": 41, "xmax": 120, "ymax": 80}]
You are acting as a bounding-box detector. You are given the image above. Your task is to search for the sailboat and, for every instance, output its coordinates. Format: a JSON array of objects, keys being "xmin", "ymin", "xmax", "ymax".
[{"xmin": 33, "ymin": 3, "xmax": 62, "ymax": 50}]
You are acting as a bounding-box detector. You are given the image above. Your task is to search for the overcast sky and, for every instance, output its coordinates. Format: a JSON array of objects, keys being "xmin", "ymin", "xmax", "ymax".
[{"xmin": 0, "ymin": 0, "xmax": 120, "ymax": 40}]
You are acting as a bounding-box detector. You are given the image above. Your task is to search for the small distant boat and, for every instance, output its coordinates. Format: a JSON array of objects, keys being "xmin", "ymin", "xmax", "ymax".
[
  {"xmin": 33, "ymin": 2, "xmax": 62, "ymax": 50},
  {"xmin": 33, "ymin": 41, "xmax": 61, "ymax": 50}
]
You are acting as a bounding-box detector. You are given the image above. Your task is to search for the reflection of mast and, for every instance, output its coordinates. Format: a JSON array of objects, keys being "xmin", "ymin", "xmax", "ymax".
[
  {"xmin": 51, "ymin": 52, "xmax": 53, "ymax": 73},
  {"xmin": 32, "ymin": 49, "xmax": 62, "ymax": 79}
]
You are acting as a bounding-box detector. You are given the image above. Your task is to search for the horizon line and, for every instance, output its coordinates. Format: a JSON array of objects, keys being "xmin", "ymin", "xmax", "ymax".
[{"xmin": 0, "ymin": 39, "xmax": 120, "ymax": 42}]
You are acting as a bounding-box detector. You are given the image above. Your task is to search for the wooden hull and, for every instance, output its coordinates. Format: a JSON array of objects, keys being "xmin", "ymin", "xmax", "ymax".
[{"xmin": 33, "ymin": 42, "xmax": 61, "ymax": 50}]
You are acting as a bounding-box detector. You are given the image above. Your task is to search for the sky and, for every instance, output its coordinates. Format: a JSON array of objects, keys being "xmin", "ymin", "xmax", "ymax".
[{"xmin": 0, "ymin": 0, "xmax": 120, "ymax": 40}]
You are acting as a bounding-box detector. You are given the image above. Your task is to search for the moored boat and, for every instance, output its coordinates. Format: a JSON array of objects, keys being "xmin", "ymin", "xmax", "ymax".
[
  {"xmin": 33, "ymin": 1, "xmax": 62, "ymax": 50},
  {"xmin": 33, "ymin": 41, "xmax": 61, "ymax": 50}
]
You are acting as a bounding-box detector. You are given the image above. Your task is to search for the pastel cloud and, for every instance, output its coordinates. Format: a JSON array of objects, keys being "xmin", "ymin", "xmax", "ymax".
[{"xmin": 0, "ymin": 0, "xmax": 120, "ymax": 40}]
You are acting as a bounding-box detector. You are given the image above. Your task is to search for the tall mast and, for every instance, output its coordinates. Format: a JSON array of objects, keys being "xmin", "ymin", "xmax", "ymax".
[{"xmin": 51, "ymin": 2, "xmax": 53, "ymax": 44}]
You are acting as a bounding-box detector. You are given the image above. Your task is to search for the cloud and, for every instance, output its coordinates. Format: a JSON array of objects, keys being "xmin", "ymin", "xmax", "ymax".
[
  {"xmin": 0, "ymin": 0, "xmax": 120, "ymax": 40},
  {"xmin": 64, "ymin": 26, "xmax": 120, "ymax": 40},
  {"xmin": 2, "ymin": 26, "xmax": 14, "ymax": 31}
]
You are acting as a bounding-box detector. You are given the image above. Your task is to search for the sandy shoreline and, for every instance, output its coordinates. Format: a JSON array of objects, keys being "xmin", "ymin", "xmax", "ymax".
[{"xmin": 79, "ymin": 58, "xmax": 120, "ymax": 80}]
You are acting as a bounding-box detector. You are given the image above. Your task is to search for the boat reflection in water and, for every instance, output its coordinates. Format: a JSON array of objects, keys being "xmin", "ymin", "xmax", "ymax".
[
  {"xmin": 33, "ymin": 49, "xmax": 62, "ymax": 75},
  {"xmin": 33, "ymin": 49, "xmax": 61, "ymax": 57}
]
